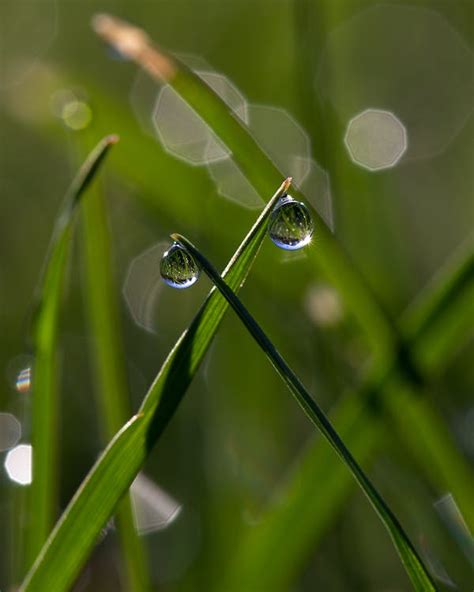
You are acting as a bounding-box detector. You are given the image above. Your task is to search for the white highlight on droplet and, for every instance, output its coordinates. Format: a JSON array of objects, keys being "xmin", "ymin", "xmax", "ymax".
[
  {"xmin": 344, "ymin": 108, "xmax": 407, "ymax": 171},
  {"xmin": 130, "ymin": 473, "xmax": 181, "ymax": 535},
  {"xmin": 4, "ymin": 444, "xmax": 33, "ymax": 485},
  {"xmin": 0, "ymin": 413, "xmax": 22, "ymax": 451}
]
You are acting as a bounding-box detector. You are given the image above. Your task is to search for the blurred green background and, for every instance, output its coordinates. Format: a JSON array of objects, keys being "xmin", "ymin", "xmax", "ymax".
[{"xmin": 1, "ymin": 0, "xmax": 473, "ymax": 590}]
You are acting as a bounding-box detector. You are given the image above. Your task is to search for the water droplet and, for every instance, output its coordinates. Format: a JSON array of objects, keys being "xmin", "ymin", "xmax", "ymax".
[
  {"xmin": 160, "ymin": 243, "xmax": 200, "ymax": 289},
  {"xmin": 268, "ymin": 196, "xmax": 314, "ymax": 250}
]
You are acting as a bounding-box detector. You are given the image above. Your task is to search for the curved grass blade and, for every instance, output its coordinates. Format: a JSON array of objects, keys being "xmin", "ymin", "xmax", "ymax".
[
  {"xmin": 174, "ymin": 233, "xmax": 436, "ymax": 592},
  {"xmin": 20, "ymin": 178, "xmax": 291, "ymax": 592},
  {"xmin": 25, "ymin": 135, "xmax": 119, "ymax": 572},
  {"xmin": 81, "ymin": 174, "xmax": 150, "ymax": 591},
  {"xmin": 402, "ymin": 236, "xmax": 474, "ymax": 374}
]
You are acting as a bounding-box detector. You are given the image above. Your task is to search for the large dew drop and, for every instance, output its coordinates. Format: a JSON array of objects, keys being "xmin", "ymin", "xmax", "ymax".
[
  {"xmin": 268, "ymin": 195, "xmax": 314, "ymax": 250},
  {"xmin": 160, "ymin": 242, "xmax": 200, "ymax": 289}
]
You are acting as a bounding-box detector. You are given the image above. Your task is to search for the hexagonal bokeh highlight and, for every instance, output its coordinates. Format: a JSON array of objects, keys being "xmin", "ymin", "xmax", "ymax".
[
  {"xmin": 0, "ymin": 413, "xmax": 21, "ymax": 451},
  {"xmin": 152, "ymin": 70, "xmax": 248, "ymax": 165},
  {"xmin": 208, "ymin": 104, "xmax": 315, "ymax": 208},
  {"xmin": 123, "ymin": 242, "xmax": 169, "ymax": 333},
  {"xmin": 130, "ymin": 54, "xmax": 211, "ymax": 136},
  {"xmin": 316, "ymin": 5, "xmax": 473, "ymax": 159},
  {"xmin": 248, "ymin": 104, "xmax": 311, "ymax": 181},
  {"xmin": 130, "ymin": 473, "xmax": 182, "ymax": 535},
  {"xmin": 344, "ymin": 109, "xmax": 407, "ymax": 171},
  {"xmin": 4, "ymin": 443, "xmax": 32, "ymax": 485}
]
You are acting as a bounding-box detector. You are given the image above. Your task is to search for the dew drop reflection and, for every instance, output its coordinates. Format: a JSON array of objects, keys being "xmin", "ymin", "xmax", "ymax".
[
  {"xmin": 268, "ymin": 196, "xmax": 314, "ymax": 251},
  {"xmin": 0, "ymin": 413, "xmax": 21, "ymax": 451},
  {"xmin": 160, "ymin": 242, "xmax": 200, "ymax": 289},
  {"xmin": 130, "ymin": 473, "xmax": 182, "ymax": 535},
  {"xmin": 4, "ymin": 444, "xmax": 32, "ymax": 486}
]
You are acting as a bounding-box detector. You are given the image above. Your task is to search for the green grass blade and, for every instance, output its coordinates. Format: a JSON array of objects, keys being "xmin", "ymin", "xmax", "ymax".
[
  {"xmin": 25, "ymin": 135, "xmax": 119, "ymax": 572},
  {"xmin": 81, "ymin": 175, "xmax": 150, "ymax": 591},
  {"xmin": 224, "ymin": 240, "xmax": 474, "ymax": 591},
  {"xmin": 20, "ymin": 178, "xmax": 291, "ymax": 592},
  {"xmin": 174, "ymin": 234, "xmax": 436, "ymax": 591}
]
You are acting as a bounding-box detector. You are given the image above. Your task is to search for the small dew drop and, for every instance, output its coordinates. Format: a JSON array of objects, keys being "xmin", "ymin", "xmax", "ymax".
[
  {"xmin": 160, "ymin": 242, "xmax": 200, "ymax": 289},
  {"xmin": 268, "ymin": 195, "xmax": 314, "ymax": 250}
]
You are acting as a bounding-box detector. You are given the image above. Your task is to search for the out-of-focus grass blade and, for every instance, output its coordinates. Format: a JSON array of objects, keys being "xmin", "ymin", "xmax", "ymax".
[
  {"xmin": 402, "ymin": 237, "xmax": 474, "ymax": 374},
  {"xmin": 81, "ymin": 175, "xmax": 150, "ymax": 590},
  {"xmin": 222, "ymin": 240, "xmax": 474, "ymax": 591},
  {"xmin": 22, "ymin": 413, "xmax": 145, "ymax": 592},
  {"xmin": 92, "ymin": 13, "xmax": 397, "ymax": 366},
  {"xmin": 174, "ymin": 233, "xmax": 436, "ymax": 592},
  {"xmin": 25, "ymin": 135, "xmax": 118, "ymax": 572},
  {"xmin": 20, "ymin": 178, "xmax": 291, "ymax": 592}
]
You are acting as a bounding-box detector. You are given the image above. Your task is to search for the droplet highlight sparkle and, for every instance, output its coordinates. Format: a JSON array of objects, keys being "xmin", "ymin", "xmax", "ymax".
[
  {"xmin": 268, "ymin": 195, "xmax": 314, "ymax": 250},
  {"xmin": 160, "ymin": 242, "xmax": 200, "ymax": 289}
]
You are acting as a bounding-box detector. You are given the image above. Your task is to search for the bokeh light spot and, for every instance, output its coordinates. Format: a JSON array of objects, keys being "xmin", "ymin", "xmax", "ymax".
[
  {"xmin": 304, "ymin": 284, "xmax": 343, "ymax": 328},
  {"xmin": 344, "ymin": 109, "xmax": 407, "ymax": 171},
  {"xmin": 15, "ymin": 366, "xmax": 32, "ymax": 394},
  {"xmin": 4, "ymin": 444, "xmax": 32, "ymax": 486},
  {"xmin": 0, "ymin": 413, "xmax": 22, "ymax": 451},
  {"xmin": 152, "ymin": 71, "xmax": 248, "ymax": 165},
  {"xmin": 316, "ymin": 5, "xmax": 473, "ymax": 159},
  {"xmin": 130, "ymin": 473, "xmax": 182, "ymax": 535},
  {"xmin": 123, "ymin": 242, "xmax": 168, "ymax": 333},
  {"xmin": 208, "ymin": 104, "xmax": 321, "ymax": 211},
  {"xmin": 61, "ymin": 100, "xmax": 92, "ymax": 130}
]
